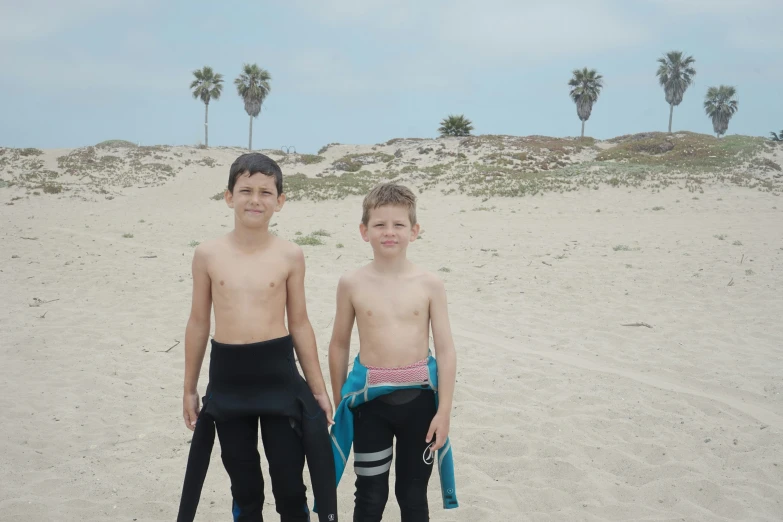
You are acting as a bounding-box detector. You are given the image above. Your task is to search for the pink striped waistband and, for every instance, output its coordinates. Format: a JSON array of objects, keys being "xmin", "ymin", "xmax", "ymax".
[{"xmin": 366, "ymin": 358, "xmax": 429, "ymax": 386}]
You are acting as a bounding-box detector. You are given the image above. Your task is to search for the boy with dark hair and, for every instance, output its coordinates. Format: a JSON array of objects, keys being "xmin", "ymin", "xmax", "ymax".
[{"xmin": 176, "ymin": 153, "xmax": 338, "ymax": 522}]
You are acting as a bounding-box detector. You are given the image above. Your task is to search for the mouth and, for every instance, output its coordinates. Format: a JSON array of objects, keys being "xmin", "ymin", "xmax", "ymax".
[
  {"xmin": 246, "ymin": 209, "xmax": 263, "ymax": 214},
  {"xmin": 381, "ymin": 241, "xmax": 397, "ymax": 246}
]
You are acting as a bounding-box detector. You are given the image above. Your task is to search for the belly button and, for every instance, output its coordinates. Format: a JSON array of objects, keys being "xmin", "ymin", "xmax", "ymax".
[
  {"xmin": 414, "ymin": 310, "xmax": 419, "ymax": 316},
  {"xmin": 367, "ymin": 310, "xmax": 373, "ymax": 316},
  {"xmin": 219, "ymin": 280, "xmax": 224, "ymax": 286},
  {"xmin": 269, "ymin": 282, "xmax": 275, "ymax": 287}
]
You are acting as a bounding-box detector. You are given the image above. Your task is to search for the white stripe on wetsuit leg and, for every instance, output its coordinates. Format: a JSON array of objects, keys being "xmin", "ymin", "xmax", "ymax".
[
  {"xmin": 354, "ymin": 446, "xmax": 393, "ymax": 476},
  {"xmin": 438, "ymin": 440, "xmax": 451, "ymax": 468},
  {"xmin": 354, "ymin": 447, "xmax": 393, "ymax": 462},
  {"xmin": 355, "ymin": 461, "xmax": 392, "ymax": 476},
  {"xmin": 331, "ymin": 435, "xmax": 347, "ymax": 466}
]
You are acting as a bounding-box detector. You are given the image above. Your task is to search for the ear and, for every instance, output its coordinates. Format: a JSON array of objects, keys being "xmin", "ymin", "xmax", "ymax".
[
  {"xmin": 410, "ymin": 222, "xmax": 420, "ymax": 242},
  {"xmin": 359, "ymin": 222, "xmax": 369, "ymax": 242},
  {"xmin": 276, "ymin": 192, "xmax": 286, "ymax": 212},
  {"xmin": 224, "ymin": 189, "xmax": 234, "ymax": 208}
]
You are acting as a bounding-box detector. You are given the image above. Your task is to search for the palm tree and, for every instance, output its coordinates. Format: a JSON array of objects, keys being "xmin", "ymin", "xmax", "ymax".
[
  {"xmin": 568, "ymin": 68, "xmax": 603, "ymax": 138},
  {"xmin": 704, "ymin": 86, "xmax": 738, "ymax": 138},
  {"xmin": 656, "ymin": 51, "xmax": 696, "ymax": 133},
  {"xmin": 234, "ymin": 64, "xmax": 272, "ymax": 150},
  {"xmin": 438, "ymin": 115, "xmax": 473, "ymax": 137},
  {"xmin": 770, "ymin": 130, "xmax": 783, "ymax": 142},
  {"xmin": 190, "ymin": 66, "xmax": 223, "ymax": 147}
]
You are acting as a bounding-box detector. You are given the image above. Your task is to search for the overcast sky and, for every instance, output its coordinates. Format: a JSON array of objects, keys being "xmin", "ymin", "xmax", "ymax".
[{"xmin": 1, "ymin": 0, "xmax": 781, "ymax": 152}]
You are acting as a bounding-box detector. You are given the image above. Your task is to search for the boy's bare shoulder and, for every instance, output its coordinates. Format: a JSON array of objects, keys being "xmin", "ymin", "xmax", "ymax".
[
  {"xmin": 337, "ymin": 265, "xmax": 379, "ymax": 297},
  {"xmin": 271, "ymin": 235, "xmax": 305, "ymax": 264},
  {"xmin": 411, "ymin": 264, "xmax": 446, "ymax": 293},
  {"xmin": 338, "ymin": 265, "xmax": 368, "ymax": 287},
  {"xmin": 264, "ymin": 236, "xmax": 309, "ymax": 277},
  {"xmin": 192, "ymin": 235, "xmax": 229, "ymax": 260}
]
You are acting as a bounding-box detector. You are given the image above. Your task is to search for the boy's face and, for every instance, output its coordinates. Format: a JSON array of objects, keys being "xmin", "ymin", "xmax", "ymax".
[
  {"xmin": 225, "ymin": 172, "xmax": 285, "ymax": 228},
  {"xmin": 359, "ymin": 204, "xmax": 419, "ymax": 256}
]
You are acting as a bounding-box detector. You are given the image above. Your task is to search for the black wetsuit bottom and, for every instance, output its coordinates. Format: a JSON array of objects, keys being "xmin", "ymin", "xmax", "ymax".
[
  {"xmin": 351, "ymin": 389, "xmax": 437, "ymax": 522},
  {"xmin": 176, "ymin": 336, "xmax": 337, "ymax": 522},
  {"xmin": 216, "ymin": 414, "xmax": 309, "ymax": 521}
]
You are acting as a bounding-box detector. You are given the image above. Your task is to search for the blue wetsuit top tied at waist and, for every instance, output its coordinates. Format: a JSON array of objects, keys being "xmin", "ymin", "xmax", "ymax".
[{"xmin": 313, "ymin": 353, "xmax": 458, "ymax": 514}]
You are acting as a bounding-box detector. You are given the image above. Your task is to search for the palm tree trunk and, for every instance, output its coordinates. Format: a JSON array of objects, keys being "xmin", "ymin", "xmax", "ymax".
[
  {"xmin": 581, "ymin": 120, "xmax": 585, "ymax": 138},
  {"xmin": 204, "ymin": 103, "xmax": 209, "ymax": 148},
  {"xmin": 248, "ymin": 115, "xmax": 253, "ymax": 151},
  {"xmin": 668, "ymin": 104, "xmax": 674, "ymax": 133}
]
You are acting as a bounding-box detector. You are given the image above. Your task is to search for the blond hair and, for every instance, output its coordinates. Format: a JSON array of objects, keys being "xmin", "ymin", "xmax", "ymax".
[{"xmin": 361, "ymin": 183, "xmax": 417, "ymax": 226}]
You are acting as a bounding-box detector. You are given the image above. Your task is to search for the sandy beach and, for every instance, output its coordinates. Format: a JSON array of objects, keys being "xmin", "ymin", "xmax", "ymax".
[{"xmin": 1, "ymin": 138, "xmax": 782, "ymax": 521}]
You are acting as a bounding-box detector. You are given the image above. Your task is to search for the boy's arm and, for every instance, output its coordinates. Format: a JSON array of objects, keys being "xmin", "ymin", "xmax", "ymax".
[
  {"xmin": 183, "ymin": 246, "xmax": 212, "ymax": 431},
  {"xmin": 426, "ymin": 274, "xmax": 457, "ymax": 450},
  {"xmin": 286, "ymin": 245, "xmax": 333, "ymax": 422},
  {"xmin": 328, "ymin": 275, "xmax": 356, "ymax": 406}
]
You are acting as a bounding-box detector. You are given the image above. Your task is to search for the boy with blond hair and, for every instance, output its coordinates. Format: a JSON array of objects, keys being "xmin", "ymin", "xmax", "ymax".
[{"xmin": 325, "ymin": 183, "xmax": 458, "ymax": 521}]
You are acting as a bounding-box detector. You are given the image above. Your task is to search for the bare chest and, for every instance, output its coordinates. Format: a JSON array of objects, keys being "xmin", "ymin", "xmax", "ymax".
[
  {"xmin": 209, "ymin": 252, "xmax": 287, "ymax": 298},
  {"xmin": 352, "ymin": 280, "xmax": 430, "ymax": 323}
]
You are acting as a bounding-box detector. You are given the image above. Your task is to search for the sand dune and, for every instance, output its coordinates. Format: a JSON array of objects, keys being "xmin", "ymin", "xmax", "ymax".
[{"xmin": 1, "ymin": 141, "xmax": 782, "ymax": 521}]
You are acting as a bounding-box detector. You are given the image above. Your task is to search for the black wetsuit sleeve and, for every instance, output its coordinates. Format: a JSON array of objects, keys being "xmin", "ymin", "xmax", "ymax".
[
  {"xmin": 301, "ymin": 398, "xmax": 338, "ymax": 521},
  {"xmin": 176, "ymin": 411, "xmax": 216, "ymax": 522}
]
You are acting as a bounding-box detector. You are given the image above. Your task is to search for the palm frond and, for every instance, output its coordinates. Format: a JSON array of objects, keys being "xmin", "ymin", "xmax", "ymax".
[
  {"xmin": 569, "ymin": 67, "xmax": 603, "ymax": 122},
  {"xmin": 190, "ymin": 66, "xmax": 224, "ymax": 105},
  {"xmin": 438, "ymin": 115, "xmax": 473, "ymax": 137},
  {"xmin": 235, "ymin": 63, "xmax": 272, "ymax": 118},
  {"xmin": 704, "ymin": 85, "xmax": 738, "ymax": 137},
  {"xmin": 656, "ymin": 51, "xmax": 696, "ymax": 106}
]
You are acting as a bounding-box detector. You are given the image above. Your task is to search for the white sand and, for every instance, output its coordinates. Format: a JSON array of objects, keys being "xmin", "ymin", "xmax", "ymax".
[{"xmin": 1, "ymin": 149, "xmax": 782, "ymax": 521}]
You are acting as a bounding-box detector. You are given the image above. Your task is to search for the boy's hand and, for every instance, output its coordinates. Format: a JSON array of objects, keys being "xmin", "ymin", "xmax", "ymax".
[
  {"xmin": 183, "ymin": 391, "xmax": 200, "ymax": 431},
  {"xmin": 425, "ymin": 412, "xmax": 450, "ymax": 451},
  {"xmin": 313, "ymin": 393, "xmax": 335, "ymax": 426}
]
